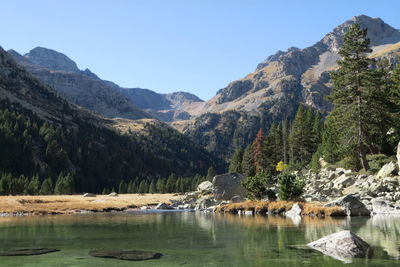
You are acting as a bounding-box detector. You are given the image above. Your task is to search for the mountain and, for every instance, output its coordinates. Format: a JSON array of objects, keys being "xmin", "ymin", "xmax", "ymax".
[
  {"xmin": 8, "ymin": 47, "xmax": 204, "ymax": 122},
  {"xmin": 182, "ymin": 15, "xmax": 400, "ymax": 159},
  {"xmin": 119, "ymin": 88, "xmax": 204, "ymax": 122},
  {"xmin": 0, "ymin": 46, "xmax": 225, "ymax": 193}
]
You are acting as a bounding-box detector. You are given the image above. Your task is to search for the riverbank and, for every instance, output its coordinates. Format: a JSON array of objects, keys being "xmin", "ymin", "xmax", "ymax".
[{"xmin": 0, "ymin": 194, "xmax": 182, "ymax": 216}]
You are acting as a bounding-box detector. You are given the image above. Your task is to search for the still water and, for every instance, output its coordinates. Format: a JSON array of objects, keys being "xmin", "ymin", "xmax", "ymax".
[{"xmin": 0, "ymin": 211, "xmax": 399, "ymax": 266}]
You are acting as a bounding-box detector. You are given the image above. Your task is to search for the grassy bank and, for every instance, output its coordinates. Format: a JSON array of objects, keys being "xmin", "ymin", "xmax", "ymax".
[
  {"xmin": 0, "ymin": 194, "xmax": 181, "ymax": 215},
  {"xmin": 215, "ymin": 200, "xmax": 346, "ymax": 217}
]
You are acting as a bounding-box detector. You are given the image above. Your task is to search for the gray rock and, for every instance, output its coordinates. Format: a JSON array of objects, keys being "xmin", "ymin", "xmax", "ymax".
[
  {"xmin": 83, "ymin": 193, "xmax": 96, "ymax": 197},
  {"xmin": 197, "ymin": 181, "xmax": 214, "ymax": 194},
  {"xmin": 286, "ymin": 203, "xmax": 302, "ymax": 216},
  {"xmin": 213, "ymin": 173, "xmax": 246, "ymax": 200},
  {"xmin": 332, "ymin": 174, "xmax": 354, "ymax": 188},
  {"xmin": 376, "ymin": 161, "xmax": 398, "ymax": 179},
  {"xmin": 155, "ymin": 202, "xmax": 173, "ymax": 210},
  {"xmin": 324, "ymin": 194, "xmax": 370, "ymax": 216},
  {"xmin": 108, "ymin": 192, "xmax": 118, "ymax": 197},
  {"xmin": 307, "ymin": 231, "xmax": 371, "ymax": 263}
]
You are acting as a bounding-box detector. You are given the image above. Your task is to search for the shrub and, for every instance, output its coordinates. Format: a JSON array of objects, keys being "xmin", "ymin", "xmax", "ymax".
[
  {"xmin": 241, "ymin": 171, "xmax": 274, "ymax": 200},
  {"xmin": 277, "ymin": 172, "xmax": 304, "ymax": 201}
]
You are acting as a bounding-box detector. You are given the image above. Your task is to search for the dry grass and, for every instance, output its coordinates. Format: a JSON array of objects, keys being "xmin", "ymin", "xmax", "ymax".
[
  {"xmin": 216, "ymin": 200, "xmax": 346, "ymax": 217},
  {"xmin": 0, "ymin": 194, "xmax": 181, "ymax": 215}
]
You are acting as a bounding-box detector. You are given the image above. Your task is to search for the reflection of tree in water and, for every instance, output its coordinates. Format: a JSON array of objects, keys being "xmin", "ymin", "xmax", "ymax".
[{"xmin": 357, "ymin": 216, "xmax": 400, "ymax": 259}]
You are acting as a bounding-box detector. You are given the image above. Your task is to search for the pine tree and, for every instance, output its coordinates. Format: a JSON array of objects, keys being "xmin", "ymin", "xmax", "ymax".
[
  {"xmin": 138, "ymin": 180, "xmax": 148, "ymax": 194},
  {"xmin": 282, "ymin": 118, "xmax": 290, "ymax": 164},
  {"xmin": 166, "ymin": 174, "xmax": 176, "ymax": 193},
  {"xmin": 206, "ymin": 167, "xmax": 216, "ymax": 180},
  {"xmin": 156, "ymin": 178, "xmax": 165, "ymax": 193},
  {"xmin": 118, "ymin": 180, "xmax": 127, "ymax": 194},
  {"xmin": 127, "ymin": 180, "xmax": 134, "ymax": 193},
  {"xmin": 242, "ymin": 144, "xmax": 256, "ymax": 177},
  {"xmin": 228, "ymin": 148, "xmax": 244, "ymax": 173},
  {"xmin": 149, "ymin": 180, "xmax": 156, "ymax": 194},
  {"xmin": 39, "ymin": 178, "xmax": 53, "ymax": 195},
  {"xmin": 253, "ymin": 129, "xmax": 266, "ymax": 173},
  {"xmin": 26, "ymin": 175, "xmax": 40, "ymax": 195},
  {"xmin": 327, "ymin": 23, "xmax": 392, "ymax": 170}
]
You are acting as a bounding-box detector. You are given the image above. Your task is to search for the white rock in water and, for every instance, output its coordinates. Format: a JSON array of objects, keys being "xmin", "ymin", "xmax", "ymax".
[
  {"xmin": 155, "ymin": 202, "xmax": 173, "ymax": 210},
  {"xmin": 286, "ymin": 203, "xmax": 302, "ymax": 217},
  {"xmin": 308, "ymin": 230, "xmax": 371, "ymax": 263}
]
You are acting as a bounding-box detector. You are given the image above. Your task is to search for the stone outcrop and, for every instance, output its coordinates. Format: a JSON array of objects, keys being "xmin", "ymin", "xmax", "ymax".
[
  {"xmin": 197, "ymin": 181, "xmax": 214, "ymax": 194},
  {"xmin": 308, "ymin": 231, "xmax": 371, "ymax": 263},
  {"xmin": 324, "ymin": 195, "xmax": 371, "ymax": 216},
  {"xmin": 213, "ymin": 173, "xmax": 246, "ymax": 200},
  {"xmin": 377, "ymin": 161, "xmax": 398, "ymax": 179},
  {"xmin": 371, "ymin": 199, "xmax": 400, "ymax": 215},
  {"xmin": 155, "ymin": 202, "xmax": 174, "ymax": 210}
]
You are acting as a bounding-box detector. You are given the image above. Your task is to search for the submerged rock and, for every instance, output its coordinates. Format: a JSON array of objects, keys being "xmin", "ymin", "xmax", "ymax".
[
  {"xmin": 89, "ymin": 249, "xmax": 163, "ymax": 261},
  {"xmin": 324, "ymin": 194, "xmax": 370, "ymax": 216},
  {"xmin": 308, "ymin": 231, "xmax": 371, "ymax": 263},
  {"xmin": 0, "ymin": 248, "xmax": 60, "ymax": 256}
]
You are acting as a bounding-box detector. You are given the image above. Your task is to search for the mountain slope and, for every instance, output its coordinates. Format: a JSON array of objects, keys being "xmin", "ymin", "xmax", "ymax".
[
  {"xmin": 0, "ymin": 46, "xmax": 225, "ymax": 193},
  {"xmin": 183, "ymin": 15, "xmax": 400, "ymax": 159},
  {"xmin": 9, "ymin": 47, "xmax": 204, "ymax": 122},
  {"xmin": 8, "ymin": 47, "xmax": 150, "ymax": 120}
]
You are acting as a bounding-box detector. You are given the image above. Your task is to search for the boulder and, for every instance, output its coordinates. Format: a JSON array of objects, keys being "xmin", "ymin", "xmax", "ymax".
[
  {"xmin": 376, "ymin": 161, "xmax": 398, "ymax": 179},
  {"xmin": 307, "ymin": 231, "xmax": 371, "ymax": 263},
  {"xmin": 213, "ymin": 173, "xmax": 246, "ymax": 200},
  {"xmin": 89, "ymin": 249, "xmax": 163, "ymax": 261},
  {"xmin": 332, "ymin": 174, "xmax": 355, "ymax": 189},
  {"xmin": 324, "ymin": 194, "xmax": 370, "ymax": 216},
  {"xmin": 286, "ymin": 203, "xmax": 302, "ymax": 216},
  {"xmin": 155, "ymin": 202, "xmax": 173, "ymax": 210},
  {"xmin": 197, "ymin": 181, "xmax": 214, "ymax": 194},
  {"xmin": 83, "ymin": 193, "xmax": 96, "ymax": 197},
  {"xmin": 108, "ymin": 192, "xmax": 118, "ymax": 197}
]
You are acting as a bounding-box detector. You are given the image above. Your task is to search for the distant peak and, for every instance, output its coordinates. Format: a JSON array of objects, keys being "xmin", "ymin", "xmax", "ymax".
[{"xmin": 24, "ymin": 46, "xmax": 80, "ymax": 73}]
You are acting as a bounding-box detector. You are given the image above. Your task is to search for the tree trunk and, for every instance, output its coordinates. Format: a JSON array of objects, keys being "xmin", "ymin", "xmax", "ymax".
[{"xmin": 357, "ymin": 95, "xmax": 370, "ymax": 171}]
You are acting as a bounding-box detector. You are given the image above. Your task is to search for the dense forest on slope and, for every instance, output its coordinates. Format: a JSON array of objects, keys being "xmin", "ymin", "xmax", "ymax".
[
  {"xmin": 230, "ymin": 24, "xmax": 400, "ymax": 178},
  {"xmin": 0, "ymin": 47, "xmax": 225, "ymax": 195}
]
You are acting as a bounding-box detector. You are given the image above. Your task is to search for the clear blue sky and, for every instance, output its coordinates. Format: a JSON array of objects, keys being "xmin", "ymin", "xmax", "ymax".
[{"xmin": 1, "ymin": 0, "xmax": 399, "ymax": 100}]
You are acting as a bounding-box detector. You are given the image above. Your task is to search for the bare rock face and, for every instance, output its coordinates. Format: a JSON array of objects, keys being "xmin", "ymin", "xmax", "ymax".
[
  {"xmin": 213, "ymin": 173, "xmax": 246, "ymax": 200},
  {"xmin": 285, "ymin": 203, "xmax": 302, "ymax": 217},
  {"xmin": 308, "ymin": 231, "xmax": 371, "ymax": 263}
]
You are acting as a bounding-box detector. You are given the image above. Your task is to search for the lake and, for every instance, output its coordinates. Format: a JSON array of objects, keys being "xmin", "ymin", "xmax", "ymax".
[{"xmin": 0, "ymin": 211, "xmax": 399, "ymax": 266}]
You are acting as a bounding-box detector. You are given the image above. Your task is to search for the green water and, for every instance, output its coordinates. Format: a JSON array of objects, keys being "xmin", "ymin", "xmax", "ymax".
[{"xmin": 0, "ymin": 211, "xmax": 399, "ymax": 266}]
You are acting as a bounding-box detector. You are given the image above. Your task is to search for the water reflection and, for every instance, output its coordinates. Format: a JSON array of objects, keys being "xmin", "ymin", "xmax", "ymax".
[{"xmin": 0, "ymin": 213, "xmax": 398, "ymax": 266}]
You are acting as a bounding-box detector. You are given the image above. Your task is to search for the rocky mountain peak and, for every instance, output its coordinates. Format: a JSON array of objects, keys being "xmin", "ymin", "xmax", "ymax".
[
  {"xmin": 24, "ymin": 47, "xmax": 80, "ymax": 73},
  {"xmin": 322, "ymin": 14, "xmax": 400, "ymax": 52}
]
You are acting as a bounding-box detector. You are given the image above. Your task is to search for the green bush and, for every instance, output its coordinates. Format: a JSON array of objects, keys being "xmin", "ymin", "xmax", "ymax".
[
  {"xmin": 367, "ymin": 154, "xmax": 396, "ymax": 173},
  {"xmin": 241, "ymin": 171, "xmax": 274, "ymax": 200},
  {"xmin": 336, "ymin": 153, "xmax": 361, "ymax": 171},
  {"xmin": 277, "ymin": 172, "xmax": 304, "ymax": 201}
]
